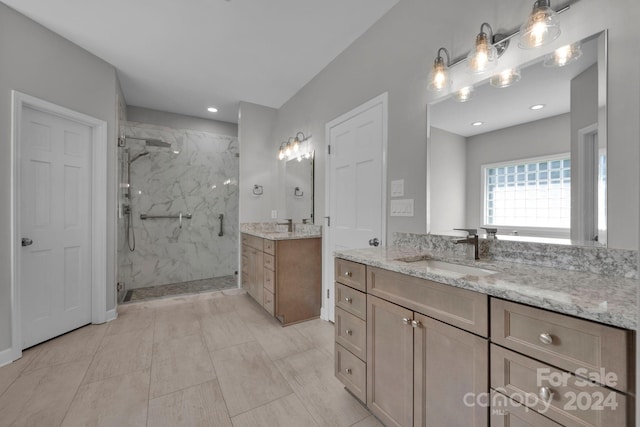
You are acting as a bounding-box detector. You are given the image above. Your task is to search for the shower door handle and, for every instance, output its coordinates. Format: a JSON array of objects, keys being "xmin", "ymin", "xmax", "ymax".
[
  {"xmin": 218, "ymin": 214, "xmax": 224, "ymax": 237},
  {"xmin": 21, "ymin": 238, "xmax": 33, "ymax": 247}
]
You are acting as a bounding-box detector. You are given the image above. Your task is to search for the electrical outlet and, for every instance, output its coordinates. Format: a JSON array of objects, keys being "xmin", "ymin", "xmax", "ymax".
[{"xmin": 271, "ymin": 210, "xmax": 278, "ymax": 219}]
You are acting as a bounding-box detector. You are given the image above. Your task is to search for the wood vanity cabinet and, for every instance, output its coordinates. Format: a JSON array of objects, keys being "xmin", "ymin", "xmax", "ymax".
[
  {"xmin": 366, "ymin": 270, "xmax": 488, "ymax": 427},
  {"xmin": 241, "ymin": 233, "xmax": 321, "ymax": 325}
]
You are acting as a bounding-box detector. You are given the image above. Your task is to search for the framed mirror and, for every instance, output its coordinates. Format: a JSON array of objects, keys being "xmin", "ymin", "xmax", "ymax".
[
  {"xmin": 428, "ymin": 31, "xmax": 607, "ymax": 246},
  {"xmin": 284, "ymin": 152, "xmax": 314, "ymax": 223}
]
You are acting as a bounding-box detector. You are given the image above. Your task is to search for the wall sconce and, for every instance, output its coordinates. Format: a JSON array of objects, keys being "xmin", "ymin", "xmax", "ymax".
[
  {"xmin": 490, "ymin": 68, "xmax": 521, "ymax": 88},
  {"xmin": 543, "ymin": 42, "xmax": 582, "ymax": 67},
  {"xmin": 428, "ymin": 48, "xmax": 452, "ymax": 92},
  {"xmin": 453, "ymin": 86, "xmax": 475, "ymax": 103},
  {"xmin": 519, "ymin": 0, "xmax": 561, "ymax": 49},
  {"xmin": 466, "ymin": 23, "xmax": 509, "ymax": 74},
  {"xmin": 278, "ymin": 132, "xmax": 312, "ymax": 161}
]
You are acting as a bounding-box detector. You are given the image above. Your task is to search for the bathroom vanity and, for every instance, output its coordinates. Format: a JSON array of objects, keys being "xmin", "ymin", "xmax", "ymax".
[
  {"xmin": 333, "ymin": 244, "xmax": 636, "ymax": 427},
  {"xmin": 241, "ymin": 225, "xmax": 321, "ymax": 325}
]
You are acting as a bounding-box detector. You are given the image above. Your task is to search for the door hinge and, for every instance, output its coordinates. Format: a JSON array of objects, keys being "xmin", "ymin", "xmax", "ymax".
[
  {"xmin": 327, "ymin": 289, "xmax": 330, "ymax": 299},
  {"xmin": 328, "ymin": 144, "xmax": 331, "ymax": 155},
  {"xmin": 324, "ymin": 216, "xmax": 330, "ymax": 227}
]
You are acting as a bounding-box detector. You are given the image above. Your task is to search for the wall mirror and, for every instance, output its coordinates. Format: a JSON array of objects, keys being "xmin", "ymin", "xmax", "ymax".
[
  {"xmin": 428, "ymin": 30, "xmax": 607, "ymax": 246},
  {"xmin": 284, "ymin": 153, "xmax": 315, "ymax": 223}
]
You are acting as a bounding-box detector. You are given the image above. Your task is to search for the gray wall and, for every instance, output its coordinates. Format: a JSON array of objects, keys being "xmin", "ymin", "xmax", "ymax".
[
  {"xmin": 267, "ymin": 0, "xmax": 639, "ymax": 250},
  {"xmin": 430, "ymin": 127, "xmax": 466, "ymax": 234},
  {"xmin": 127, "ymin": 106, "xmax": 237, "ymax": 137},
  {"xmin": 0, "ymin": 3, "xmax": 119, "ymax": 353},
  {"xmin": 465, "ymin": 114, "xmax": 571, "ymax": 229},
  {"xmin": 238, "ymin": 102, "xmax": 278, "ymax": 223}
]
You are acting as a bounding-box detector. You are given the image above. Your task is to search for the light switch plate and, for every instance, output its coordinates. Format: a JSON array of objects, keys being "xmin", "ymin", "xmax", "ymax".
[
  {"xmin": 390, "ymin": 199, "xmax": 414, "ymax": 217},
  {"xmin": 391, "ymin": 179, "xmax": 404, "ymax": 197}
]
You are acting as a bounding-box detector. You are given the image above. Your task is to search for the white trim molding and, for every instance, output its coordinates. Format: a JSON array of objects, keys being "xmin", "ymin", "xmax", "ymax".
[
  {"xmin": 9, "ymin": 91, "xmax": 108, "ymax": 362},
  {"xmin": 106, "ymin": 309, "xmax": 118, "ymax": 323}
]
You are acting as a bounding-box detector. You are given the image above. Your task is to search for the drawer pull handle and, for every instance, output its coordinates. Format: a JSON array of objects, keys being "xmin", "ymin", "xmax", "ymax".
[
  {"xmin": 344, "ymin": 271, "xmax": 353, "ymax": 277},
  {"xmin": 411, "ymin": 320, "xmax": 422, "ymax": 328},
  {"xmin": 539, "ymin": 386, "xmax": 553, "ymax": 402},
  {"xmin": 345, "ymin": 329, "xmax": 353, "ymax": 336},
  {"xmin": 345, "ymin": 368, "xmax": 352, "ymax": 375},
  {"xmin": 344, "ymin": 297, "xmax": 353, "ymax": 304},
  {"xmin": 402, "ymin": 317, "xmax": 411, "ymax": 325},
  {"xmin": 539, "ymin": 333, "xmax": 553, "ymax": 345}
]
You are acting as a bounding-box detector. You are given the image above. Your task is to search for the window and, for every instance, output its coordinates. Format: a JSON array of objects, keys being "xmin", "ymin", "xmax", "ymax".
[{"xmin": 483, "ymin": 154, "xmax": 570, "ymax": 235}]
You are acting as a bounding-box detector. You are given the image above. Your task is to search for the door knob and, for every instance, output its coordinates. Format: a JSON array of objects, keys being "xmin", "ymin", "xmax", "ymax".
[
  {"xmin": 21, "ymin": 238, "xmax": 33, "ymax": 247},
  {"xmin": 368, "ymin": 237, "xmax": 380, "ymax": 247}
]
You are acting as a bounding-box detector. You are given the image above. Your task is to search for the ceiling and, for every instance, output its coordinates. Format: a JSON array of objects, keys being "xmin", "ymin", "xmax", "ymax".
[
  {"xmin": 431, "ymin": 35, "xmax": 598, "ymax": 138},
  {"xmin": 3, "ymin": 0, "xmax": 400, "ymax": 123}
]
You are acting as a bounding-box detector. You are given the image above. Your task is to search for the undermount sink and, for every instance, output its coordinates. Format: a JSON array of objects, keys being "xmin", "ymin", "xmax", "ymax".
[{"xmin": 395, "ymin": 256, "xmax": 497, "ymax": 277}]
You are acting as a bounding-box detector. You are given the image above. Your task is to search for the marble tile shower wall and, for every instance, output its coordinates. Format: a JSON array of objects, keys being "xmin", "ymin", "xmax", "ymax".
[{"xmin": 118, "ymin": 121, "xmax": 239, "ymax": 290}]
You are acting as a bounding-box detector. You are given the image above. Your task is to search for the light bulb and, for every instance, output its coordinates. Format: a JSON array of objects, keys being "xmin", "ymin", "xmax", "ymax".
[
  {"xmin": 467, "ymin": 32, "xmax": 497, "ymax": 74},
  {"xmin": 490, "ymin": 68, "xmax": 521, "ymax": 88},
  {"xmin": 428, "ymin": 55, "xmax": 451, "ymax": 92},
  {"xmin": 544, "ymin": 42, "xmax": 582, "ymax": 67},
  {"xmin": 519, "ymin": 1, "xmax": 560, "ymax": 49},
  {"xmin": 454, "ymin": 86, "xmax": 474, "ymax": 103}
]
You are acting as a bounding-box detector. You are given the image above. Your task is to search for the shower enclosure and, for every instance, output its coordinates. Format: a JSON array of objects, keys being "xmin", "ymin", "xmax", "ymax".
[{"xmin": 117, "ymin": 121, "xmax": 239, "ymax": 303}]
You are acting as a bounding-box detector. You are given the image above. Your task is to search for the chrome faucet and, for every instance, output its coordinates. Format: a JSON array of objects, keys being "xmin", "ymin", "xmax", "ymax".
[
  {"xmin": 454, "ymin": 228, "xmax": 479, "ymax": 260},
  {"xmin": 277, "ymin": 218, "xmax": 293, "ymax": 232}
]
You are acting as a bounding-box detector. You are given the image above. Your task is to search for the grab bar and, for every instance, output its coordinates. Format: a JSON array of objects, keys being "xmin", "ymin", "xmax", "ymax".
[
  {"xmin": 218, "ymin": 214, "xmax": 224, "ymax": 237},
  {"xmin": 139, "ymin": 213, "xmax": 193, "ymax": 220}
]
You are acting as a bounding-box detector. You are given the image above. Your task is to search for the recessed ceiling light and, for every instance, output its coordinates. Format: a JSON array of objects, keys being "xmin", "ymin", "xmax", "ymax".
[
  {"xmin": 207, "ymin": 107, "xmax": 218, "ymax": 113},
  {"xmin": 472, "ymin": 121, "xmax": 484, "ymax": 126},
  {"xmin": 530, "ymin": 104, "xmax": 545, "ymax": 110}
]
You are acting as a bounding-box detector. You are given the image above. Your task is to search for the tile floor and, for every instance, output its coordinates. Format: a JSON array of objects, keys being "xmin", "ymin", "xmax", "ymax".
[
  {"xmin": 123, "ymin": 275, "xmax": 238, "ymax": 303},
  {"xmin": 0, "ymin": 289, "xmax": 381, "ymax": 427}
]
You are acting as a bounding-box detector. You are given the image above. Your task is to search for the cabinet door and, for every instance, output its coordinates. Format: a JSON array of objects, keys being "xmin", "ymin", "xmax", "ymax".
[
  {"xmin": 243, "ymin": 245, "xmax": 263, "ymax": 304},
  {"xmin": 414, "ymin": 312, "xmax": 488, "ymax": 427},
  {"xmin": 367, "ymin": 295, "xmax": 414, "ymax": 427}
]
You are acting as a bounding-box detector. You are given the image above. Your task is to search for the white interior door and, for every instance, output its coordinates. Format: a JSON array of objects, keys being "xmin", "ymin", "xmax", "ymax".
[
  {"xmin": 324, "ymin": 94, "xmax": 387, "ymax": 322},
  {"xmin": 20, "ymin": 106, "xmax": 92, "ymax": 348}
]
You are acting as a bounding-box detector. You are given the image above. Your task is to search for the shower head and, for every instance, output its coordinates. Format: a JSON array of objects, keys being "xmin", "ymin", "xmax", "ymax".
[{"xmin": 129, "ymin": 151, "xmax": 149, "ymax": 164}]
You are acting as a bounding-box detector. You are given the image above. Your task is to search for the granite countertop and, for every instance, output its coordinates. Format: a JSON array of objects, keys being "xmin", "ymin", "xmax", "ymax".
[
  {"xmin": 242, "ymin": 229, "xmax": 322, "ymax": 240},
  {"xmin": 334, "ymin": 246, "xmax": 637, "ymax": 330}
]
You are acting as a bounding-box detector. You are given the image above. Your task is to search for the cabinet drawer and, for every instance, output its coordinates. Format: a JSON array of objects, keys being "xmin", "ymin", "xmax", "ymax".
[
  {"xmin": 263, "ymin": 290, "xmax": 275, "ymax": 316},
  {"xmin": 264, "ymin": 253, "xmax": 275, "ymax": 271},
  {"xmin": 264, "ymin": 268, "xmax": 275, "ymax": 293},
  {"xmin": 335, "ymin": 282, "xmax": 366, "ymax": 320},
  {"xmin": 490, "ymin": 391, "xmax": 562, "ymax": 427},
  {"xmin": 491, "ymin": 345, "xmax": 627, "ymax": 427},
  {"xmin": 335, "ymin": 343, "xmax": 366, "ymax": 402},
  {"xmin": 491, "ymin": 298, "xmax": 631, "ymax": 392},
  {"xmin": 367, "ymin": 266, "xmax": 488, "ymax": 336},
  {"xmin": 335, "ymin": 308, "xmax": 366, "ymax": 361},
  {"xmin": 263, "ymin": 239, "xmax": 275, "ymax": 255},
  {"xmin": 335, "ymin": 258, "xmax": 366, "ymax": 292},
  {"xmin": 241, "ymin": 233, "xmax": 263, "ymax": 251}
]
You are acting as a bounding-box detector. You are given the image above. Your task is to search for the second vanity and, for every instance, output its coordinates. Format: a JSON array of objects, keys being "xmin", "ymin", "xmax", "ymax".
[
  {"xmin": 241, "ymin": 223, "xmax": 322, "ymax": 325},
  {"xmin": 333, "ymin": 244, "xmax": 636, "ymax": 427}
]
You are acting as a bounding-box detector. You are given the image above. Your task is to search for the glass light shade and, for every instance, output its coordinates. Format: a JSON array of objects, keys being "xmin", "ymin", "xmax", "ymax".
[
  {"xmin": 454, "ymin": 86, "xmax": 474, "ymax": 102},
  {"xmin": 519, "ymin": 2, "xmax": 561, "ymax": 49},
  {"xmin": 428, "ymin": 57, "xmax": 452, "ymax": 92},
  {"xmin": 467, "ymin": 33, "xmax": 498, "ymax": 74},
  {"xmin": 490, "ymin": 68, "xmax": 521, "ymax": 88},
  {"xmin": 278, "ymin": 148, "xmax": 285, "ymax": 160},
  {"xmin": 543, "ymin": 42, "xmax": 582, "ymax": 67}
]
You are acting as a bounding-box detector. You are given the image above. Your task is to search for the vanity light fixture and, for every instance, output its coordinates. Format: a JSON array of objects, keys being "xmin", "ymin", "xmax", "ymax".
[
  {"xmin": 207, "ymin": 107, "xmax": 218, "ymax": 113},
  {"xmin": 454, "ymin": 86, "xmax": 475, "ymax": 103},
  {"xmin": 490, "ymin": 68, "xmax": 521, "ymax": 88},
  {"xmin": 530, "ymin": 104, "xmax": 545, "ymax": 110},
  {"xmin": 519, "ymin": 0, "xmax": 561, "ymax": 49},
  {"xmin": 544, "ymin": 42, "xmax": 582, "ymax": 67},
  {"xmin": 278, "ymin": 132, "xmax": 312, "ymax": 161},
  {"xmin": 428, "ymin": 48, "xmax": 452, "ymax": 92},
  {"xmin": 467, "ymin": 23, "xmax": 509, "ymax": 74}
]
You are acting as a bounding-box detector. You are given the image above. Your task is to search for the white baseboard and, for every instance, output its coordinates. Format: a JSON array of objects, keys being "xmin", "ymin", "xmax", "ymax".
[
  {"xmin": 0, "ymin": 347, "xmax": 16, "ymax": 367},
  {"xmin": 105, "ymin": 309, "xmax": 117, "ymax": 322}
]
